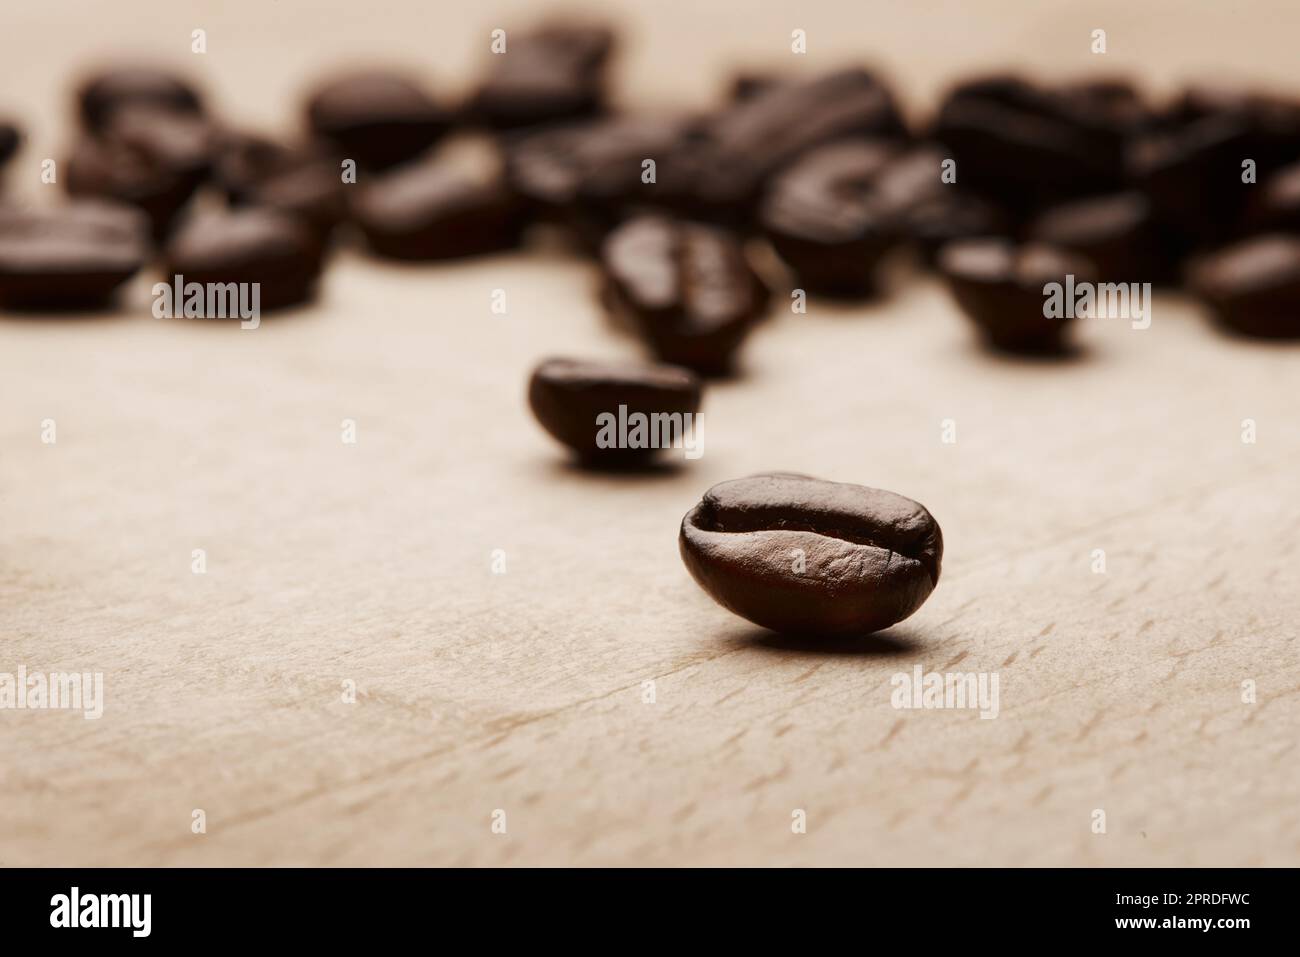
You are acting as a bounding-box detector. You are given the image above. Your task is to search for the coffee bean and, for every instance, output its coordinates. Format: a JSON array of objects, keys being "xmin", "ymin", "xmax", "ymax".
[
  {"xmin": 505, "ymin": 116, "xmax": 696, "ymax": 248},
  {"xmin": 1029, "ymin": 191, "xmax": 1172, "ymax": 283},
  {"xmin": 1127, "ymin": 113, "xmax": 1253, "ymax": 248},
  {"xmin": 1055, "ymin": 77, "xmax": 1153, "ymax": 136},
  {"xmin": 215, "ymin": 133, "xmax": 345, "ymax": 241},
  {"xmin": 679, "ymin": 472, "xmax": 942, "ymax": 637},
  {"xmin": 0, "ymin": 201, "xmax": 149, "ymax": 310},
  {"xmin": 601, "ymin": 215, "xmax": 768, "ymax": 374},
  {"xmin": 163, "ymin": 209, "xmax": 322, "ymax": 311},
  {"xmin": 939, "ymin": 238, "xmax": 1094, "ymax": 353},
  {"xmin": 1187, "ymin": 234, "xmax": 1300, "ymax": 338},
  {"xmin": 691, "ymin": 69, "xmax": 906, "ymax": 219},
  {"xmin": 351, "ymin": 154, "xmax": 524, "ymax": 260},
  {"xmin": 78, "ymin": 67, "xmax": 203, "ymax": 131},
  {"xmin": 932, "ymin": 74, "xmax": 1127, "ymax": 212},
  {"xmin": 1169, "ymin": 84, "xmax": 1300, "ymax": 170},
  {"xmin": 468, "ymin": 21, "xmax": 615, "ymax": 130},
  {"xmin": 65, "ymin": 108, "xmax": 216, "ymax": 238},
  {"xmin": 0, "ymin": 121, "xmax": 21, "ymax": 168},
  {"xmin": 306, "ymin": 71, "xmax": 450, "ymax": 170},
  {"xmin": 1242, "ymin": 160, "xmax": 1300, "ymax": 234},
  {"xmin": 528, "ymin": 357, "xmax": 702, "ymax": 463},
  {"xmin": 759, "ymin": 139, "xmax": 900, "ymax": 296}
]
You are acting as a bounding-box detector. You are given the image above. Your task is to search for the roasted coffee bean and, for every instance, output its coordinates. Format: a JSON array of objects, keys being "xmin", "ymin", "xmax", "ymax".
[
  {"xmin": 931, "ymin": 74, "xmax": 1127, "ymax": 212},
  {"xmin": 1127, "ymin": 113, "xmax": 1254, "ymax": 248},
  {"xmin": 1169, "ymin": 84, "xmax": 1300, "ymax": 171},
  {"xmin": 1187, "ymin": 234, "xmax": 1300, "ymax": 338},
  {"xmin": 78, "ymin": 67, "xmax": 203, "ymax": 131},
  {"xmin": 866, "ymin": 146, "xmax": 1011, "ymax": 261},
  {"xmin": 1242, "ymin": 160, "xmax": 1300, "ymax": 234},
  {"xmin": 939, "ymin": 238, "xmax": 1094, "ymax": 353},
  {"xmin": 679, "ymin": 472, "xmax": 942, "ymax": 637},
  {"xmin": 0, "ymin": 201, "xmax": 148, "ymax": 310},
  {"xmin": 505, "ymin": 116, "xmax": 696, "ymax": 247},
  {"xmin": 215, "ymin": 133, "xmax": 344, "ymax": 241},
  {"xmin": 728, "ymin": 71, "xmax": 788, "ymax": 103},
  {"xmin": 351, "ymin": 155, "xmax": 524, "ymax": 260},
  {"xmin": 163, "ymin": 209, "xmax": 322, "ymax": 311},
  {"xmin": 601, "ymin": 215, "xmax": 768, "ymax": 374},
  {"xmin": 1055, "ymin": 77, "xmax": 1153, "ymax": 136},
  {"xmin": 0, "ymin": 121, "xmax": 21, "ymax": 167},
  {"xmin": 528, "ymin": 357, "xmax": 702, "ymax": 463},
  {"xmin": 467, "ymin": 21, "xmax": 614, "ymax": 129},
  {"xmin": 690, "ymin": 69, "xmax": 906, "ymax": 219},
  {"xmin": 306, "ymin": 71, "xmax": 450, "ymax": 170},
  {"xmin": 65, "ymin": 108, "xmax": 216, "ymax": 238},
  {"xmin": 758, "ymin": 139, "xmax": 900, "ymax": 295},
  {"xmin": 1029, "ymin": 191, "xmax": 1172, "ymax": 283}
]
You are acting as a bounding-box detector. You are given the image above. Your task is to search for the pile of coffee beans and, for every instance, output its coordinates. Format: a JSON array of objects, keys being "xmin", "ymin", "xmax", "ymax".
[{"xmin": 5, "ymin": 21, "xmax": 1298, "ymax": 636}]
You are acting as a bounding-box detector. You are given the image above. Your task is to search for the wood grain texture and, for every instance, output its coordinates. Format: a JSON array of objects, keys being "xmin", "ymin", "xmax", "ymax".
[{"xmin": 2, "ymin": 0, "xmax": 1298, "ymax": 866}]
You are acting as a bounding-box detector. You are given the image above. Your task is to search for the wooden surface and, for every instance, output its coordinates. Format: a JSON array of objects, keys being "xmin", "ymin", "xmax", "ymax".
[{"xmin": 2, "ymin": 0, "xmax": 1299, "ymax": 867}]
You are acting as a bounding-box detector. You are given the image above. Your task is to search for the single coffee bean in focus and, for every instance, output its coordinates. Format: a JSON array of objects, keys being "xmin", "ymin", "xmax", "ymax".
[{"xmin": 679, "ymin": 472, "xmax": 943, "ymax": 637}]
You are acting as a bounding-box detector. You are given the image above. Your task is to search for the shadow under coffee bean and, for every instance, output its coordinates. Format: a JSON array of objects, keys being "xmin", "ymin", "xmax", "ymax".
[{"xmin": 679, "ymin": 472, "xmax": 943, "ymax": 638}]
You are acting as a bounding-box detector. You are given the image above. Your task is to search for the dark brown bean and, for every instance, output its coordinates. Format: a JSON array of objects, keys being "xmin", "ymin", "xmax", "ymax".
[
  {"xmin": 690, "ymin": 69, "xmax": 906, "ymax": 219},
  {"xmin": 467, "ymin": 21, "xmax": 615, "ymax": 130},
  {"xmin": 0, "ymin": 201, "xmax": 149, "ymax": 310},
  {"xmin": 1187, "ymin": 234, "xmax": 1300, "ymax": 339},
  {"xmin": 600, "ymin": 215, "xmax": 768, "ymax": 374},
  {"xmin": 505, "ymin": 115, "xmax": 697, "ymax": 248},
  {"xmin": 1029, "ymin": 191, "xmax": 1172, "ymax": 283},
  {"xmin": 1242, "ymin": 160, "xmax": 1300, "ymax": 234},
  {"xmin": 350, "ymin": 155, "xmax": 525, "ymax": 260},
  {"xmin": 214, "ymin": 133, "xmax": 345, "ymax": 241},
  {"xmin": 758, "ymin": 139, "xmax": 900, "ymax": 296},
  {"xmin": 939, "ymin": 238, "xmax": 1094, "ymax": 353},
  {"xmin": 528, "ymin": 357, "xmax": 702, "ymax": 463},
  {"xmin": 0, "ymin": 121, "xmax": 21, "ymax": 168},
  {"xmin": 163, "ymin": 209, "xmax": 322, "ymax": 311},
  {"xmin": 305, "ymin": 71, "xmax": 450, "ymax": 170},
  {"xmin": 77, "ymin": 67, "xmax": 203, "ymax": 131},
  {"xmin": 931, "ymin": 74, "xmax": 1127, "ymax": 212},
  {"xmin": 679, "ymin": 472, "xmax": 942, "ymax": 637}
]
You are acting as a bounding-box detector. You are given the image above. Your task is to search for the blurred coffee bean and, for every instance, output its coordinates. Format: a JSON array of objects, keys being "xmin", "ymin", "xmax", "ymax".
[
  {"xmin": 65, "ymin": 119, "xmax": 209, "ymax": 239},
  {"xmin": 1055, "ymin": 77, "xmax": 1153, "ymax": 136},
  {"xmin": 1170, "ymin": 84, "xmax": 1300, "ymax": 170},
  {"xmin": 164, "ymin": 209, "xmax": 322, "ymax": 311},
  {"xmin": 1242, "ymin": 160, "xmax": 1300, "ymax": 234},
  {"xmin": 468, "ymin": 21, "xmax": 614, "ymax": 129},
  {"xmin": 867, "ymin": 145, "xmax": 1011, "ymax": 262},
  {"xmin": 528, "ymin": 357, "xmax": 702, "ymax": 463},
  {"xmin": 0, "ymin": 121, "xmax": 21, "ymax": 167},
  {"xmin": 215, "ymin": 133, "xmax": 344, "ymax": 241},
  {"xmin": 78, "ymin": 67, "xmax": 203, "ymax": 131},
  {"xmin": 601, "ymin": 215, "xmax": 768, "ymax": 374},
  {"xmin": 727, "ymin": 71, "xmax": 789, "ymax": 102},
  {"xmin": 759, "ymin": 140, "xmax": 900, "ymax": 295},
  {"xmin": 690, "ymin": 69, "xmax": 907, "ymax": 220},
  {"xmin": 505, "ymin": 115, "xmax": 697, "ymax": 248},
  {"xmin": 939, "ymin": 238, "xmax": 1094, "ymax": 353},
  {"xmin": 0, "ymin": 201, "xmax": 149, "ymax": 310},
  {"xmin": 1187, "ymin": 234, "xmax": 1300, "ymax": 338},
  {"xmin": 306, "ymin": 71, "xmax": 450, "ymax": 170},
  {"xmin": 351, "ymin": 155, "xmax": 524, "ymax": 260},
  {"xmin": 1029, "ymin": 191, "xmax": 1172, "ymax": 283},
  {"xmin": 932, "ymin": 74, "xmax": 1127, "ymax": 212},
  {"xmin": 1127, "ymin": 113, "xmax": 1253, "ymax": 248}
]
